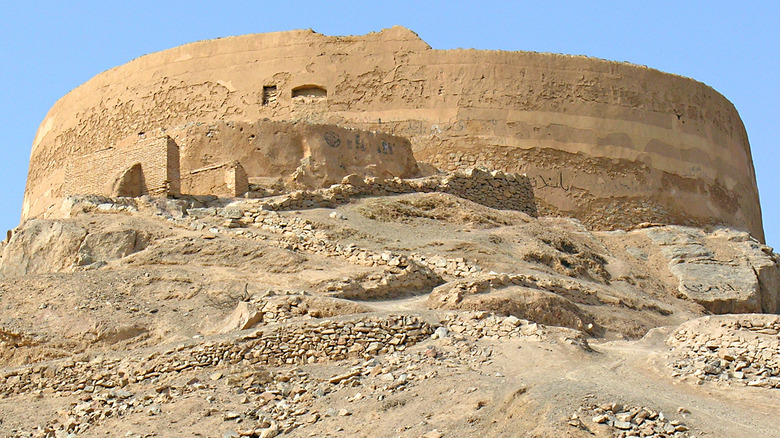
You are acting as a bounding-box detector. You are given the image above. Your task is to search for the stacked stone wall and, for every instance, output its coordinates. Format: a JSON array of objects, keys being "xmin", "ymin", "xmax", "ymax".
[
  {"xmin": 63, "ymin": 136, "xmax": 180, "ymax": 197},
  {"xmin": 263, "ymin": 168, "xmax": 537, "ymax": 216}
]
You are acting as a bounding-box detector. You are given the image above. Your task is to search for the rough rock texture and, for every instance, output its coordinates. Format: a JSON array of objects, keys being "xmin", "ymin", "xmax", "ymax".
[
  {"xmin": 429, "ymin": 281, "xmax": 596, "ymax": 333},
  {"xmin": 643, "ymin": 225, "xmax": 780, "ymax": 313},
  {"xmin": 23, "ymin": 27, "xmax": 763, "ymax": 241},
  {"xmin": 0, "ymin": 216, "xmax": 149, "ymax": 278},
  {"xmin": 0, "ymin": 220, "xmax": 86, "ymax": 277}
]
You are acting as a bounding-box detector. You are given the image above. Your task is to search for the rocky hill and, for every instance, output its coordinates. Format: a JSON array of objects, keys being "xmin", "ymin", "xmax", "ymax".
[
  {"xmin": 1, "ymin": 175, "xmax": 779, "ymax": 437},
  {"xmin": 3, "ymin": 27, "xmax": 779, "ymax": 438}
]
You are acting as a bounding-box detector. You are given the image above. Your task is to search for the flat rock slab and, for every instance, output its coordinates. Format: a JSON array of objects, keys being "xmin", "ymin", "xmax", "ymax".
[{"xmin": 643, "ymin": 226, "xmax": 779, "ymax": 313}]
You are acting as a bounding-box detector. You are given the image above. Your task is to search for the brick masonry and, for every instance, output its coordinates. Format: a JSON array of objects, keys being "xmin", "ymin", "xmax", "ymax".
[{"xmin": 63, "ymin": 136, "xmax": 180, "ymax": 197}]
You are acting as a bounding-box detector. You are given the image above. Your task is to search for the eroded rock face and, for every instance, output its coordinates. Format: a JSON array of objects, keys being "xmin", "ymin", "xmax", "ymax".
[
  {"xmin": 0, "ymin": 220, "xmax": 87, "ymax": 277},
  {"xmin": 0, "ymin": 219, "xmax": 147, "ymax": 277},
  {"xmin": 77, "ymin": 229, "xmax": 142, "ymax": 267},
  {"xmin": 642, "ymin": 226, "xmax": 779, "ymax": 314}
]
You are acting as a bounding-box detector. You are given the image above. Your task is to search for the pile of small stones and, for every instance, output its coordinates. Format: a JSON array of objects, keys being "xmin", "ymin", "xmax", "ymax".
[
  {"xmin": 320, "ymin": 267, "xmax": 442, "ymax": 300},
  {"xmin": 668, "ymin": 316, "xmax": 780, "ymax": 389},
  {"xmin": 441, "ymin": 311, "xmax": 591, "ymax": 351},
  {"xmin": 246, "ymin": 293, "xmax": 312, "ymax": 324},
  {"xmin": 0, "ymin": 326, "xmax": 38, "ymax": 348},
  {"xmin": 571, "ymin": 402, "xmax": 690, "ymax": 437},
  {"xmin": 410, "ymin": 254, "xmax": 481, "ymax": 278},
  {"xmin": 13, "ymin": 365, "xmax": 320, "ymax": 437}
]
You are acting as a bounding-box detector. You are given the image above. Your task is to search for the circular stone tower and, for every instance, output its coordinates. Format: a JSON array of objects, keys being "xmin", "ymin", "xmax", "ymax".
[{"xmin": 23, "ymin": 26, "xmax": 763, "ymax": 240}]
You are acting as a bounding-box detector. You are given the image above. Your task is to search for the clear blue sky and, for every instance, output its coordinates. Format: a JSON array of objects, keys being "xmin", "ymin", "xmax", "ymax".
[{"xmin": 1, "ymin": 2, "xmax": 778, "ymax": 246}]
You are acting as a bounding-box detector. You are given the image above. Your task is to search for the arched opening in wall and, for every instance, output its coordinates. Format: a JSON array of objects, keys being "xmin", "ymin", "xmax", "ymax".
[{"xmin": 292, "ymin": 85, "xmax": 327, "ymax": 99}]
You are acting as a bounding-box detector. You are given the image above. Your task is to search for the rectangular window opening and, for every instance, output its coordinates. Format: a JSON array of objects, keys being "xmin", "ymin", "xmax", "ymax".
[{"xmin": 262, "ymin": 85, "xmax": 277, "ymax": 106}]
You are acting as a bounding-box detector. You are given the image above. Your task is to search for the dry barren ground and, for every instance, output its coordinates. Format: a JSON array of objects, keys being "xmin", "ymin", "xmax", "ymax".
[{"xmin": 0, "ymin": 192, "xmax": 778, "ymax": 437}]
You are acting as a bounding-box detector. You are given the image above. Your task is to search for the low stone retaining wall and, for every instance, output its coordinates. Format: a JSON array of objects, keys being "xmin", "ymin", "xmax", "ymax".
[
  {"xmin": 0, "ymin": 314, "xmax": 433, "ymax": 397},
  {"xmin": 262, "ymin": 168, "xmax": 537, "ymax": 216}
]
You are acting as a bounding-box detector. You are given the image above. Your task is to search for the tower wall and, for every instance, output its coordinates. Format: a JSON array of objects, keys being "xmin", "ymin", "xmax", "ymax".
[{"xmin": 23, "ymin": 26, "xmax": 763, "ymax": 240}]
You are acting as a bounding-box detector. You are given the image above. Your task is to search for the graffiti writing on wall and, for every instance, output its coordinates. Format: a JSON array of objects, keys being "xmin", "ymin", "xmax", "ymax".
[
  {"xmin": 683, "ymin": 283, "xmax": 736, "ymax": 293},
  {"xmin": 323, "ymin": 131, "xmax": 341, "ymax": 148},
  {"xmin": 529, "ymin": 172, "xmax": 572, "ymax": 191},
  {"xmin": 322, "ymin": 131, "xmax": 394, "ymax": 155},
  {"xmin": 378, "ymin": 141, "xmax": 393, "ymax": 155},
  {"xmin": 379, "ymin": 117, "xmax": 472, "ymax": 136}
]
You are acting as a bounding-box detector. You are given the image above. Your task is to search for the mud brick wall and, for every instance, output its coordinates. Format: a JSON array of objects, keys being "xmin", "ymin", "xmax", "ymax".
[
  {"xmin": 182, "ymin": 161, "xmax": 249, "ymax": 197},
  {"xmin": 26, "ymin": 27, "xmax": 763, "ymax": 241},
  {"xmin": 63, "ymin": 136, "xmax": 180, "ymax": 197}
]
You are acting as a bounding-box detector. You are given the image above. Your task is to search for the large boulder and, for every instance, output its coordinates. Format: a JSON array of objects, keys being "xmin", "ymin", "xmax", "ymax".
[
  {"xmin": 643, "ymin": 226, "xmax": 780, "ymax": 314},
  {"xmin": 77, "ymin": 228, "xmax": 142, "ymax": 266},
  {"xmin": 0, "ymin": 219, "xmax": 145, "ymax": 277},
  {"xmin": 0, "ymin": 220, "xmax": 86, "ymax": 277}
]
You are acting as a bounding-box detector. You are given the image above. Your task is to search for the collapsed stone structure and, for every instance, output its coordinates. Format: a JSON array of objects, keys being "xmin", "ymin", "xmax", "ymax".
[{"xmin": 22, "ymin": 26, "xmax": 764, "ymax": 241}]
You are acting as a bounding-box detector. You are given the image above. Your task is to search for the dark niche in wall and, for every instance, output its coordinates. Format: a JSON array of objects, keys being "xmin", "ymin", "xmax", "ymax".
[
  {"xmin": 262, "ymin": 85, "xmax": 278, "ymax": 105},
  {"xmin": 292, "ymin": 85, "xmax": 327, "ymax": 99}
]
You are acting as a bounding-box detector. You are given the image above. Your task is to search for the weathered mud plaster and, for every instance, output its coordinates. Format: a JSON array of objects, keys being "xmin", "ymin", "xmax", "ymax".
[{"xmin": 23, "ymin": 26, "xmax": 763, "ymax": 240}]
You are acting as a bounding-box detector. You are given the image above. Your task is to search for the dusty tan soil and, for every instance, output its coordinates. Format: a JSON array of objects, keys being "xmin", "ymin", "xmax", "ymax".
[{"xmin": 0, "ymin": 192, "xmax": 778, "ymax": 437}]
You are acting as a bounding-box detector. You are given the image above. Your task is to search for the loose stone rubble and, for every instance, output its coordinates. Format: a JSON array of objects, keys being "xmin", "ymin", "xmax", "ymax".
[
  {"xmin": 60, "ymin": 193, "xmax": 481, "ymax": 293},
  {"xmin": 1, "ymin": 314, "xmax": 435, "ymax": 436},
  {"xmin": 441, "ymin": 311, "xmax": 592, "ymax": 350},
  {"xmin": 2, "ymin": 307, "xmax": 580, "ymax": 437},
  {"xmin": 5, "ymin": 161, "xmax": 780, "ymax": 436},
  {"xmin": 668, "ymin": 315, "xmax": 780, "ymax": 389},
  {"xmin": 573, "ymin": 402, "xmax": 690, "ymax": 437}
]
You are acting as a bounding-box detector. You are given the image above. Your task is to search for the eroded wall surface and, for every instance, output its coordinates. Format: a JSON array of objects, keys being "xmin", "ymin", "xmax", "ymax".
[
  {"xmin": 182, "ymin": 161, "xmax": 249, "ymax": 198},
  {"xmin": 167, "ymin": 120, "xmax": 417, "ymax": 190},
  {"xmin": 24, "ymin": 26, "xmax": 763, "ymax": 240}
]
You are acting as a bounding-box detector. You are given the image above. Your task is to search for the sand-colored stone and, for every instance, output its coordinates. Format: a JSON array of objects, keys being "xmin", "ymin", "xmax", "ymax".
[{"xmin": 22, "ymin": 26, "xmax": 763, "ymax": 240}]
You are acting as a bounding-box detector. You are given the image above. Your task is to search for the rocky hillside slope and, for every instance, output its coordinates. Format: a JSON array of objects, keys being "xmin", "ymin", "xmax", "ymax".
[{"xmin": 0, "ymin": 179, "xmax": 778, "ymax": 437}]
